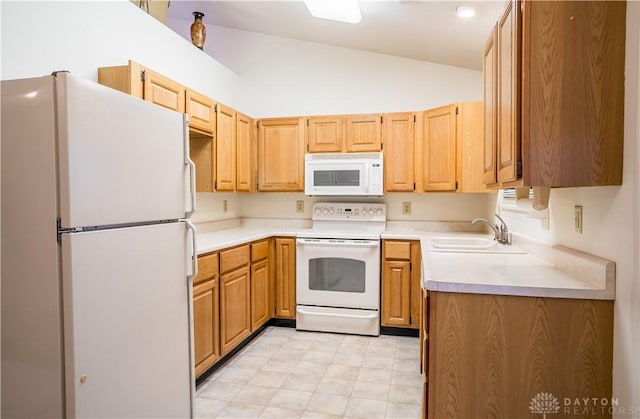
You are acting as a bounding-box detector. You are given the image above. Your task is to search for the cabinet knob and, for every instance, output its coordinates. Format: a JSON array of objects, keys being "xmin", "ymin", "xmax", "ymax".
[
  {"xmin": 80, "ymin": 374, "xmax": 88, "ymax": 384},
  {"xmin": 569, "ymin": 15, "xmax": 575, "ymax": 21}
]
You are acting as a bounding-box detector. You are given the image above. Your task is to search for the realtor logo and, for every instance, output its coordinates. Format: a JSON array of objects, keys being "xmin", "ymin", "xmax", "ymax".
[{"xmin": 530, "ymin": 392, "xmax": 561, "ymax": 418}]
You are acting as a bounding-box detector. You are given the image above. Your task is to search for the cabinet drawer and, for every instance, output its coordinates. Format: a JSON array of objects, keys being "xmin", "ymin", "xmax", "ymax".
[
  {"xmin": 220, "ymin": 245, "xmax": 250, "ymax": 274},
  {"xmin": 251, "ymin": 240, "xmax": 269, "ymax": 262},
  {"xmin": 194, "ymin": 252, "xmax": 218, "ymax": 285},
  {"xmin": 384, "ymin": 241, "xmax": 411, "ymax": 260}
]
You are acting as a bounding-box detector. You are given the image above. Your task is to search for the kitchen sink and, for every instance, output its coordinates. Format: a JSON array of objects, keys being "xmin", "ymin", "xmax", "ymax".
[{"xmin": 429, "ymin": 236, "xmax": 526, "ymax": 254}]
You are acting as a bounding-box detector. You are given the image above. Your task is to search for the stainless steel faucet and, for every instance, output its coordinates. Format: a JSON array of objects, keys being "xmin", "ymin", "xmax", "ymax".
[{"xmin": 471, "ymin": 214, "xmax": 511, "ymax": 244}]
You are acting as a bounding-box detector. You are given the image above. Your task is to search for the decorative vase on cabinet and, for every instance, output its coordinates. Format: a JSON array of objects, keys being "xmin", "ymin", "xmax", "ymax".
[{"xmin": 190, "ymin": 11, "xmax": 206, "ymax": 50}]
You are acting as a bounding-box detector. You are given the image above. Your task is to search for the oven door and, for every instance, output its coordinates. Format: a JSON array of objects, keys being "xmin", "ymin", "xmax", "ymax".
[{"xmin": 296, "ymin": 238, "xmax": 380, "ymax": 310}]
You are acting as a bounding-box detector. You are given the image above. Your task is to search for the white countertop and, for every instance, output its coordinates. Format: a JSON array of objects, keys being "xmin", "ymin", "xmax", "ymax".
[{"xmin": 196, "ymin": 219, "xmax": 615, "ymax": 300}]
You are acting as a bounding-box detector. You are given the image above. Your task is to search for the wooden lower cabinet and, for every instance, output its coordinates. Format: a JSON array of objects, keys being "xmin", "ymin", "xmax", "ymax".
[
  {"xmin": 192, "ymin": 252, "xmax": 220, "ymax": 378},
  {"xmin": 220, "ymin": 265, "xmax": 251, "ymax": 355},
  {"xmin": 426, "ymin": 292, "xmax": 614, "ymax": 419},
  {"xmin": 274, "ymin": 237, "xmax": 296, "ymax": 319},
  {"xmin": 381, "ymin": 240, "xmax": 421, "ymax": 328},
  {"xmin": 250, "ymin": 239, "xmax": 270, "ymax": 331}
]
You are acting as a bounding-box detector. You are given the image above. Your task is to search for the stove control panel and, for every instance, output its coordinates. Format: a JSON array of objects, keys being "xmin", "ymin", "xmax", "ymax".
[{"xmin": 312, "ymin": 202, "xmax": 386, "ymax": 222}]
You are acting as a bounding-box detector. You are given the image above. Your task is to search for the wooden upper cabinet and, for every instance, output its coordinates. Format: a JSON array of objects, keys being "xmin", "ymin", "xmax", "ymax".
[
  {"xmin": 141, "ymin": 67, "xmax": 185, "ymax": 113},
  {"xmin": 457, "ymin": 102, "xmax": 488, "ymax": 193},
  {"xmin": 345, "ymin": 114, "xmax": 382, "ymax": 152},
  {"xmin": 383, "ymin": 113, "xmax": 415, "ymax": 192},
  {"xmin": 484, "ymin": 0, "xmax": 625, "ymax": 187},
  {"xmin": 483, "ymin": 25, "xmax": 498, "ymax": 185},
  {"xmin": 496, "ymin": 0, "xmax": 520, "ymax": 184},
  {"xmin": 258, "ymin": 118, "xmax": 305, "ymax": 192},
  {"xmin": 215, "ymin": 104, "xmax": 236, "ymax": 192},
  {"xmin": 422, "ymin": 105, "xmax": 457, "ymax": 192},
  {"xmin": 186, "ymin": 89, "xmax": 215, "ymax": 136},
  {"xmin": 236, "ymin": 112, "xmax": 255, "ymax": 192},
  {"xmin": 307, "ymin": 116, "xmax": 343, "ymax": 153},
  {"xmin": 521, "ymin": 0, "xmax": 625, "ymax": 186}
]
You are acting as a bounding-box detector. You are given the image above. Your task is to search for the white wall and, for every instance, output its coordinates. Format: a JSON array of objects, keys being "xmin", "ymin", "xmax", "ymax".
[
  {"xmin": 165, "ymin": 19, "xmax": 484, "ymax": 118},
  {"xmin": 0, "ymin": 1, "xmax": 243, "ymax": 111}
]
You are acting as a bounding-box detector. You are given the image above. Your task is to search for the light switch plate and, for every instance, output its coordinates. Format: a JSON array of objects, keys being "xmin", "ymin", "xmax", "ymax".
[
  {"xmin": 402, "ymin": 202, "xmax": 412, "ymax": 215},
  {"xmin": 296, "ymin": 200, "xmax": 304, "ymax": 213}
]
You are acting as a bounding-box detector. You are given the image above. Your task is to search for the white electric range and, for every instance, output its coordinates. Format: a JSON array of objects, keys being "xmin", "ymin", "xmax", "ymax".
[{"xmin": 296, "ymin": 202, "xmax": 386, "ymax": 336}]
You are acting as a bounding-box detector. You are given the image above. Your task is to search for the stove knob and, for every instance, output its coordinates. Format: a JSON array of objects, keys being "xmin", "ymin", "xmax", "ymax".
[
  {"xmin": 314, "ymin": 207, "xmax": 321, "ymax": 215},
  {"xmin": 322, "ymin": 207, "xmax": 329, "ymax": 215},
  {"xmin": 376, "ymin": 208, "xmax": 383, "ymax": 216},
  {"xmin": 368, "ymin": 208, "xmax": 375, "ymax": 216},
  {"xmin": 329, "ymin": 208, "xmax": 335, "ymax": 215}
]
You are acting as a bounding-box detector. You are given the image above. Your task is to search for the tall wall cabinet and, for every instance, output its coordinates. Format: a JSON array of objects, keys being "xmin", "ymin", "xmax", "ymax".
[{"xmin": 483, "ymin": 0, "xmax": 626, "ymax": 187}]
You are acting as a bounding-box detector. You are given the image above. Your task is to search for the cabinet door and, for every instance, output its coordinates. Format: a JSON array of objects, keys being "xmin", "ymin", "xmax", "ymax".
[
  {"xmin": 236, "ymin": 112, "xmax": 254, "ymax": 192},
  {"xmin": 220, "ymin": 266, "xmax": 251, "ymax": 355},
  {"xmin": 258, "ymin": 118, "xmax": 305, "ymax": 192},
  {"xmin": 142, "ymin": 68, "xmax": 185, "ymax": 113},
  {"xmin": 251, "ymin": 258, "xmax": 270, "ymax": 331},
  {"xmin": 422, "ymin": 105, "xmax": 457, "ymax": 191},
  {"xmin": 274, "ymin": 237, "xmax": 296, "ymax": 319},
  {"xmin": 308, "ymin": 116, "xmax": 343, "ymax": 153},
  {"xmin": 186, "ymin": 89, "xmax": 215, "ymax": 135},
  {"xmin": 345, "ymin": 114, "xmax": 382, "ymax": 152},
  {"xmin": 496, "ymin": 0, "xmax": 520, "ymax": 183},
  {"xmin": 383, "ymin": 113, "xmax": 415, "ymax": 192},
  {"xmin": 216, "ymin": 104, "xmax": 236, "ymax": 191},
  {"xmin": 193, "ymin": 278, "xmax": 220, "ymax": 377},
  {"xmin": 381, "ymin": 260, "xmax": 411, "ymax": 327},
  {"xmin": 483, "ymin": 26, "xmax": 498, "ymax": 185}
]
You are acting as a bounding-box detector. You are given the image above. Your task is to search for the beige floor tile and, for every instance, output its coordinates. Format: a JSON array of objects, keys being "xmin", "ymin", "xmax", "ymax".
[
  {"xmin": 301, "ymin": 350, "xmax": 335, "ymax": 364},
  {"xmin": 267, "ymin": 327, "xmax": 296, "ymax": 338},
  {"xmin": 366, "ymin": 345, "xmax": 395, "ymax": 358},
  {"xmin": 195, "ymin": 397, "xmax": 227, "ymax": 418},
  {"xmin": 261, "ymin": 358, "xmax": 298, "ymax": 374},
  {"xmin": 368, "ymin": 335, "xmax": 398, "ymax": 349},
  {"xmin": 357, "ymin": 367, "xmax": 393, "ymax": 384},
  {"xmin": 197, "ymin": 381, "xmax": 244, "ymax": 401},
  {"xmin": 269, "ymin": 388, "xmax": 313, "ymax": 410},
  {"xmin": 332, "ymin": 352, "xmax": 364, "ymax": 367},
  {"xmin": 343, "ymin": 334, "xmax": 372, "ymax": 345},
  {"xmin": 385, "ymin": 401, "xmax": 421, "ymax": 418},
  {"xmin": 352, "ymin": 381, "xmax": 390, "ymax": 400},
  {"xmin": 215, "ymin": 367, "xmax": 258, "ymax": 385},
  {"xmin": 292, "ymin": 360, "xmax": 329, "ymax": 377},
  {"xmin": 338, "ymin": 342, "xmax": 369, "ymax": 354},
  {"xmin": 232, "ymin": 384, "xmax": 279, "ymax": 405},
  {"xmin": 281, "ymin": 373, "xmax": 321, "ymax": 392},
  {"xmin": 259, "ymin": 406, "xmax": 303, "ymax": 418},
  {"xmin": 315, "ymin": 377, "xmax": 355, "ymax": 396},
  {"xmin": 389, "ymin": 385, "xmax": 422, "ymax": 404},
  {"xmin": 323, "ymin": 363, "xmax": 360, "ymax": 380},
  {"xmin": 394, "ymin": 346, "xmax": 419, "ymax": 360},
  {"xmin": 232, "ymin": 355, "xmax": 271, "ymax": 370},
  {"xmin": 272, "ymin": 347, "xmax": 308, "ymax": 361},
  {"xmin": 305, "ymin": 393, "xmax": 349, "ymax": 416},
  {"xmin": 300, "ymin": 411, "xmax": 342, "ymax": 419},
  {"xmin": 344, "ymin": 396, "xmax": 388, "ymax": 418},
  {"xmin": 310, "ymin": 340, "xmax": 341, "ymax": 353},
  {"xmin": 217, "ymin": 400, "xmax": 265, "ymax": 418},
  {"xmin": 390, "ymin": 370, "xmax": 422, "ymax": 388},
  {"xmin": 393, "ymin": 357, "xmax": 420, "ymax": 373},
  {"xmin": 362, "ymin": 355, "xmax": 395, "ymax": 370},
  {"xmin": 244, "ymin": 343, "xmax": 282, "ymax": 357},
  {"xmin": 289, "ymin": 330, "xmax": 322, "ymax": 341},
  {"xmin": 283, "ymin": 339, "xmax": 315, "ymax": 351},
  {"xmin": 248, "ymin": 370, "xmax": 289, "ymax": 388},
  {"xmin": 315, "ymin": 332, "xmax": 345, "ymax": 343}
]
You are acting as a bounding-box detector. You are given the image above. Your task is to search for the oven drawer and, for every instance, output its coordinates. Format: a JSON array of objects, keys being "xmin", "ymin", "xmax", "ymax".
[{"xmin": 296, "ymin": 305, "xmax": 380, "ymax": 336}]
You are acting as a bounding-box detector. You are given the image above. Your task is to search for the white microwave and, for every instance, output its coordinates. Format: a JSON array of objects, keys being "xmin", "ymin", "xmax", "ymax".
[{"xmin": 304, "ymin": 152, "xmax": 384, "ymax": 196}]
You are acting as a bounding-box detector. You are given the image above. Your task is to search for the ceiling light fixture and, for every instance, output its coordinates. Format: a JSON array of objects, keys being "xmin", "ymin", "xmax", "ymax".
[
  {"xmin": 304, "ymin": 0, "xmax": 362, "ymax": 24},
  {"xmin": 456, "ymin": 5, "xmax": 477, "ymax": 18}
]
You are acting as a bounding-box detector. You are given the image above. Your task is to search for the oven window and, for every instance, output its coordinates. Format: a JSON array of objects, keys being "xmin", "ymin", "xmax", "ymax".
[
  {"xmin": 313, "ymin": 170, "xmax": 360, "ymax": 187},
  {"xmin": 308, "ymin": 257, "xmax": 365, "ymax": 293}
]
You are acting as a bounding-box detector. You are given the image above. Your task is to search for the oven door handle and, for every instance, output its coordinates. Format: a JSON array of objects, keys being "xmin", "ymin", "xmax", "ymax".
[
  {"xmin": 296, "ymin": 307, "xmax": 378, "ymax": 319},
  {"xmin": 297, "ymin": 238, "xmax": 379, "ymax": 248}
]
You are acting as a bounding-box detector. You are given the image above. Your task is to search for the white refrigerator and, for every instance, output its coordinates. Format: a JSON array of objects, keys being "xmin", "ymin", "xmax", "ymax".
[{"xmin": 1, "ymin": 72, "xmax": 197, "ymax": 418}]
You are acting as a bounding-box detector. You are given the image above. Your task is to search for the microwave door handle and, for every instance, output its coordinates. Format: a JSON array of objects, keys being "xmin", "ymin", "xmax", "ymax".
[{"xmin": 363, "ymin": 165, "xmax": 369, "ymax": 193}]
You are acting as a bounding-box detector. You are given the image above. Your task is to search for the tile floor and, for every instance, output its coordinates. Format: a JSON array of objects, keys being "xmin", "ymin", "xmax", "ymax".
[{"xmin": 196, "ymin": 326, "xmax": 423, "ymax": 419}]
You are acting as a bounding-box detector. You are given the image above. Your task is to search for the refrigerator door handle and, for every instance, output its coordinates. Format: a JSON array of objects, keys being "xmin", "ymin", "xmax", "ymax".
[
  {"xmin": 183, "ymin": 114, "xmax": 196, "ymax": 218},
  {"xmin": 185, "ymin": 220, "xmax": 198, "ymax": 282}
]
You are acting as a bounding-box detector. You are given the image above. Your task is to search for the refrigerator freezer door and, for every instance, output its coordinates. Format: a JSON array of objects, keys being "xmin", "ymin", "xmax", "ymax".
[
  {"xmin": 56, "ymin": 73, "xmax": 193, "ymax": 228},
  {"xmin": 61, "ymin": 222, "xmax": 193, "ymax": 418}
]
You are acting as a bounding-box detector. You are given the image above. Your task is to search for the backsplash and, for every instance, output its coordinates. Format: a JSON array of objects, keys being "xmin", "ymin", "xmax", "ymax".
[{"xmin": 193, "ymin": 191, "xmax": 496, "ymax": 223}]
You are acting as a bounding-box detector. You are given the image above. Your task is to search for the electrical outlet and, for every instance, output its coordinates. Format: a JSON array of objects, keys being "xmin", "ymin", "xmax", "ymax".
[
  {"xmin": 296, "ymin": 200, "xmax": 304, "ymax": 213},
  {"xmin": 402, "ymin": 202, "xmax": 412, "ymax": 215},
  {"xmin": 223, "ymin": 200, "xmax": 228, "ymax": 213},
  {"xmin": 574, "ymin": 205, "xmax": 583, "ymax": 233}
]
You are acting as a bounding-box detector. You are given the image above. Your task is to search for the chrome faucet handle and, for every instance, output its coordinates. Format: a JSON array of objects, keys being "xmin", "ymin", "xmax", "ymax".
[{"xmin": 493, "ymin": 213, "xmax": 510, "ymax": 244}]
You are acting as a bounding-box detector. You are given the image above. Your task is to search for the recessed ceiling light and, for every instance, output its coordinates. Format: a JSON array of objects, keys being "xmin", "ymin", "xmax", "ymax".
[
  {"xmin": 456, "ymin": 5, "xmax": 477, "ymax": 18},
  {"xmin": 304, "ymin": 0, "xmax": 362, "ymax": 24}
]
